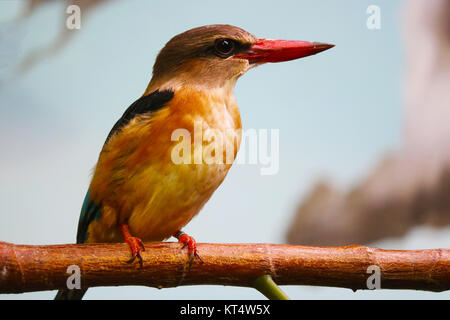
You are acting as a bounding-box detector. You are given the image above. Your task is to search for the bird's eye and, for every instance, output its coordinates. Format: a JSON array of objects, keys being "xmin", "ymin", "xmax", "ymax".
[{"xmin": 214, "ymin": 39, "xmax": 235, "ymax": 58}]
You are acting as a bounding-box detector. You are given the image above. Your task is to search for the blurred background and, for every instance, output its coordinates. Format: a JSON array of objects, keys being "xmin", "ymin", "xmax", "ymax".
[{"xmin": 0, "ymin": 0, "xmax": 449, "ymax": 299}]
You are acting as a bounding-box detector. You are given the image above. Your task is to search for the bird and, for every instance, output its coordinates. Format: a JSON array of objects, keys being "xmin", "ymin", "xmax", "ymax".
[{"xmin": 55, "ymin": 24, "xmax": 333, "ymax": 299}]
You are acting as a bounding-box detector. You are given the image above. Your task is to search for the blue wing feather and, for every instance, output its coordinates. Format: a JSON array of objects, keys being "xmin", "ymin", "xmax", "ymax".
[{"xmin": 76, "ymin": 190, "xmax": 102, "ymax": 244}]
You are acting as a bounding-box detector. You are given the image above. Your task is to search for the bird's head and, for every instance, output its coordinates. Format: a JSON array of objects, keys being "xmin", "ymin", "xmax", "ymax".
[{"xmin": 147, "ymin": 24, "xmax": 334, "ymax": 91}]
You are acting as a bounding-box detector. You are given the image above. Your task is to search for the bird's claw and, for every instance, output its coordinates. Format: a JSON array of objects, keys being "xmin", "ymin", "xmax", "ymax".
[
  {"xmin": 125, "ymin": 236, "xmax": 145, "ymax": 268},
  {"xmin": 190, "ymin": 251, "xmax": 204, "ymax": 266},
  {"xmin": 177, "ymin": 232, "xmax": 203, "ymax": 267}
]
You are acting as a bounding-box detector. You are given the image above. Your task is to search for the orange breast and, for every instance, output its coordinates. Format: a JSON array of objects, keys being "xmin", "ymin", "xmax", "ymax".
[{"xmin": 86, "ymin": 86, "xmax": 242, "ymax": 243}]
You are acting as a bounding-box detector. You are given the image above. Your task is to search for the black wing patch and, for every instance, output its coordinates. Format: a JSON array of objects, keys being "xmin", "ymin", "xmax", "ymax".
[{"xmin": 105, "ymin": 89, "xmax": 174, "ymax": 144}]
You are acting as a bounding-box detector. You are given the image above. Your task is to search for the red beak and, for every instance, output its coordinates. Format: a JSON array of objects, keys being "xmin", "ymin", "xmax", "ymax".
[{"xmin": 234, "ymin": 38, "xmax": 334, "ymax": 63}]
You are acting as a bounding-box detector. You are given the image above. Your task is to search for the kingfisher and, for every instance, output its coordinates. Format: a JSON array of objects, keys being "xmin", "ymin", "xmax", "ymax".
[{"xmin": 55, "ymin": 24, "xmax": 333, "ymax": 299}]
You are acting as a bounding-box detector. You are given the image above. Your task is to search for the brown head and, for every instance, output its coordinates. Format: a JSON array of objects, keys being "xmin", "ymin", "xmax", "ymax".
[{"xmin": 147, "ymin": 24, "xmax": 334, "ymax": 91}]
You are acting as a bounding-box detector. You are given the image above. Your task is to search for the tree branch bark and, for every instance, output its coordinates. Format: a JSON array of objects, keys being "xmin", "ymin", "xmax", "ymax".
[{"xmin": 0, "ymin": 241, "xmax": 449, "ymax": 294}]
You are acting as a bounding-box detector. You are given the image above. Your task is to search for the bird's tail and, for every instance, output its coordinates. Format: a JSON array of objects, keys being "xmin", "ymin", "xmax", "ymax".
[
  {"xmin": 54, "ymin": 289, "xmax": 87, "ymax": 300},
  {"xmin": 55, "ymin": 191, "xmax": 93, "ymax": 300}
]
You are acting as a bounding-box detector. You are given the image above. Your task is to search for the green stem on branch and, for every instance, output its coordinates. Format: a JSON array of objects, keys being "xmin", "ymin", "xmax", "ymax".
[{"xmin": 253, "ymin": 275, "xmax": 290, "ymax": 300}]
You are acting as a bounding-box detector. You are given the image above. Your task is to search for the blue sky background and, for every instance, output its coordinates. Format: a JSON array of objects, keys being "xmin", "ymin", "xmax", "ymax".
[{"xmin": 1, "ymin": 0, "xmax": 449, "ymax": 299}]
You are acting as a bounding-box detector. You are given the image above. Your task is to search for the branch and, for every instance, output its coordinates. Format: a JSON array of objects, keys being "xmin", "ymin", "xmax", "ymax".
[{"xmin": 0, "ymin": 241, "xmax": 449, "ymax": 294}]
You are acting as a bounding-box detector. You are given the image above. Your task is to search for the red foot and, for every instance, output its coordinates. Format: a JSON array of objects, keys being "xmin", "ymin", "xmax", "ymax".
[
  {"xmin": 120, "ymin": 223, "xmax": 145, "ymax": 268},
  {"xmin": 174, "ymin": 231, "xmax": 204, "ymax": 266}
]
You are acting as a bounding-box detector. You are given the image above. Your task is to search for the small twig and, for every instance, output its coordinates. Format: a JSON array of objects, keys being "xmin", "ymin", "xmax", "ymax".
[
  {"xmin": 253, "ymin": 275, "xmax": 290, "ymax": 300},
  {"xmin": 0, "ymin": 241, "xmax": 449, "ymax": 294}
]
